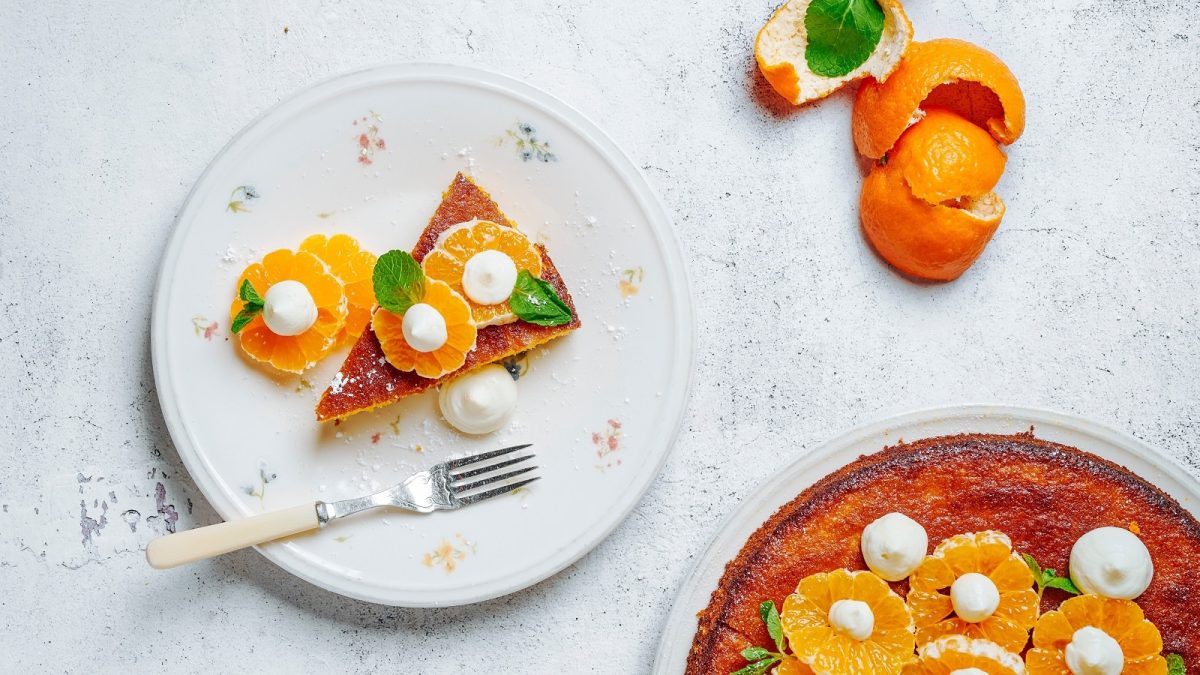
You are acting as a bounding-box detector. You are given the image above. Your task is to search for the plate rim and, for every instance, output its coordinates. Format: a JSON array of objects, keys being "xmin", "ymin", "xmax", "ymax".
[
  {"xmin": 151, "ymin": 62, "xmax": 696, "ymax": 606},
  {"xmin": 651, "ymin": 403, "xmax": 1200, "ymax": 673}
]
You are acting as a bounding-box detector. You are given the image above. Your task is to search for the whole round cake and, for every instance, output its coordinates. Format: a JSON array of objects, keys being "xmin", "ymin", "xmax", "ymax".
[{"xmin": 687, "ymin": 433, "xmax": 1200, "ymax": 674}]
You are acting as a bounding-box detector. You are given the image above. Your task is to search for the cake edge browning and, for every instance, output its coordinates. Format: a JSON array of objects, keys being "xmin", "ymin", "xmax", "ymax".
[
  {"xmin": 315, "ymin": 173, "xmax": 581, "ymax": 421},
  {"xmin": 685, "ymin": 431, "xmax": 1200, "ymax": 674}
]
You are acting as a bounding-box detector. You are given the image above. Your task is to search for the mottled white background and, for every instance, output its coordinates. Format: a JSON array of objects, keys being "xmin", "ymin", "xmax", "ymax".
[{"xmin": 2, "ymin": 0, "xmax": 1198, "ymax": 672}]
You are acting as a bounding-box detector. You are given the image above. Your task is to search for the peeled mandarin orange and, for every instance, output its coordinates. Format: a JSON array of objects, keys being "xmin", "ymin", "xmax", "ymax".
[
  {"xmin": 230, "ymin": 249, "xmax": 347, "ymax": 373},
  {"xmin": 860, "ymin": 109, "xmax": 1007, "ymax": 281},
  {"xmin": 755, "ymin": 0, "xmax": 913, "ymax": 106},
  {"xmin": 422, "ymin": 219, "xmax": 542, "ymax": 327},
  {"xmin": 1026, "ymin": 594, "xmax": 1167, "ymax": 675},
  {"xmin": 902, "ymin": 635, "xmax": 1024, "ymax": 675},
  {"xmin": 852, "ymin": 38, "xmax": 1026, "ymax": 159},
  {"xmin": 372, "ymin": 279, "xmax": 476, "ymax": 379},
  {"xmin": 781, "ymin": 569, "xmax": 915, "ymax": 675},
  {"xmin": 908, "ymin": 531, "xmax": 1039, "ymax": 653},
  {"xmin": 299, "ymin": 234, "xmax": 377, "ymax": 345}
]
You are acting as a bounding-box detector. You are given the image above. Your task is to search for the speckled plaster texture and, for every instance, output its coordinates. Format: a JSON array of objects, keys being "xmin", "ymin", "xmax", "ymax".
[{"xmin": 1, "ymin": 0, "xmax": 1198, "ymax": 672}]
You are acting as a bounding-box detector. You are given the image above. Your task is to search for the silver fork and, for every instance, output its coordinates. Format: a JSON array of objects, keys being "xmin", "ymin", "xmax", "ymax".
[{"xmin": 146, "ymin": 444, "xmax": 537, "ymax": 569}]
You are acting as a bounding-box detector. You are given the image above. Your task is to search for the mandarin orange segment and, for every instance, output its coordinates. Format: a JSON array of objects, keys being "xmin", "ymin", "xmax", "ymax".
[
  {"xmin": 776, "ymin": 657, "xmax": 816, "ymax": 675},
  {"xmin": 372, "ymin": 279, "xmax": 477, "ymax": 379},
  {"xmin": 781, "ymin": 569, "xmax": 915, "ymax": 675},
  {"xmin": 852, "ymin": 38, "xmax": 1026, "ymax": 159},
  {"xmin": 1026, "ymin": 595, "xmax": 1168, "ymax": 675},
  {"xmin": 300, "ymin": 234, "xmax": 377, "ymax": 344},
  {"xmin": 230, "ymin": 249, "xmax": 347, "ymax": 373},
  {"xmin": 902, "ymin": 635, "xmax": 1025, "ymax": 675},
  {"xmin": 909, "ymin": 531, "xmax": 1038, "ymax": 653},
  {"xmin": 421, "ymin": 219, "xmax": 542, "ymax": 327},
  {"xmin": 860, "ymin": 110, "xmax": 1007, "ymax": 281}
]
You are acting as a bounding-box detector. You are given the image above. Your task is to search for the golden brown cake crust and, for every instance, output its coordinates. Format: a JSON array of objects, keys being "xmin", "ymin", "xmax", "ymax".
[
  {"xmin": 315, "ymin": 173, "xmax": 581, "ymax": 421},
  {"xmin": 686, "ymin": 432, "xmax": 1200, "ymax": 674}
]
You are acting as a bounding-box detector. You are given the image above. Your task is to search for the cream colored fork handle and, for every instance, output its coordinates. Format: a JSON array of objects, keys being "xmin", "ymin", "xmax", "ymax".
[{"xmin": 145, "ymin": 503, "xmax": 319, "ymax": 569}]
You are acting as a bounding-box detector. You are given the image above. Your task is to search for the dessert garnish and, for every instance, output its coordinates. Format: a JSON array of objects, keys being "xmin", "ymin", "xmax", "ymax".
[
  {"xmin": 509, "ymin": 270, "xmax": 573, "ymax": 326},
  {"xmin": 755, "ymin": 0, "xmax": 912, "ymax": 105},
  {"xmin": 371, "ymin": 250, "xmax": 477, "ymax": 379},
  {"xmin": 298, "ymin": 234, "xmax": 377, "ymax": 344},
  {"xmin": 907, "ymin": 531, "xmax": 1038, "ymax": 652},
  {"xmin": 732, "ymin": 600, "xmax": 792, "ymax": 675},
  {"xmin": 230, "ymin": 248, "xmax": 348, "ymax": 373},
  {"xmin": 422, "ymin": 219, "xmax": 547, "ymax": 327},
  {"xmin": 1025, "ymin": 594, "xmax": 1167, "ymax": 674},
  {"xmin": 903, "ymin": 635, "xmax": 1024, "ymax": 675},
  {"xmin": 780, "ymin": 569, "xmax": 915, "ymax": 673},
  {"xmin": 861, "ymin": 511, "xmax": 927, "ymax": 581},
  {"xmin": 1021, "ymin": 553, "xmax": 1082, "ymax": 598},
  {"xmin": 1068, "ymin": 527, "xmax": 1154, "ymax": 600},
  {"xmin": 438, "ymin": 364, "xmax": 518, "ymax": 435}
]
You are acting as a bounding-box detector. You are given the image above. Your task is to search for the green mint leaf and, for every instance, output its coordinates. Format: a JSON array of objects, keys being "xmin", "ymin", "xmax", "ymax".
[
  {"xmin": 239, "ymin": 279, "xmax": 264, "ymax": 306},
  {"xmin": 1021, "ymin": 552, "xmax": 1042, "ymax": 578},
  {"xmin": 729, "ymin": 657, "xmax": 779, "ymax": 675},
  {"xmin": 804, "ymin": 0, "xmax": 886, "ymax": 78},
  {"xmin": 231, "ymin": 305, "xmax": 261, "ymax": 334},
  {"xmin": 1044, "ymin": 575, "xmax": 1082, "ymax": 595},
  {"xmin": 740, "ymin": 647, "xmax": 772, "ymax": 661},
  {"xmin": 1166, "ymin": 653, "xmax": 1186, "ymax": 675},
  {"xmin": 373, "ymin": 250, "xmax": 425, "ymax": 315},
  {"xmin": 759, "ymin": 600, "xmax": 787, "ymax": 654},
  {"xmin": 509, "ymin": 270, "xmax": 573, "ymax": 326}
]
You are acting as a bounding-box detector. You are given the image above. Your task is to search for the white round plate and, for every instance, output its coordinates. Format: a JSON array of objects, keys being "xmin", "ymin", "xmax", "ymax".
[
  {"xmin": 152, "ymin": 64, "xmax": 693, "ymax": 606},
  {"xmin": 652, "ymin": 404, "xmax": 1200, "ymax": 672}
]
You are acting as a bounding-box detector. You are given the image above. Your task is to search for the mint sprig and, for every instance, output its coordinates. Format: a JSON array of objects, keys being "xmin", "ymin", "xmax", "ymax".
[
  {"xmin": 1166, "ymin": 653, "xmax": 1186, "ymax": 675},
  {"xmin": 804, "ymin": 0, "xmax": 886, "ymax": 78},
  {"xmin": 1022, "ymin": 553, "xmax": 1082, "ymax": 598},
  {"xmin": 731, "ymin": 601, "xmax": 790, "ymax": 675},
  {"xmin": 231, "ymin": 279, "xmax": 265, "ymax": 334},
  {"xmin": 373, "ymin": 250, "xmax": 425, "ymax": 315},
  {"xmin": 509, "ymin": 270, "xmax": 573, "ymax": 326}
]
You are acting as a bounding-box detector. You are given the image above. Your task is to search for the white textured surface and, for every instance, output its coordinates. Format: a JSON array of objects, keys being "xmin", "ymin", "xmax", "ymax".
[{"xmin": 1, "ymin": 0, "xmax": 1198, "ymax": 672}]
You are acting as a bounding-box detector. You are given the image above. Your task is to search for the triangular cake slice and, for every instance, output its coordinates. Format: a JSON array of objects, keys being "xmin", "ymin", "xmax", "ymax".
[{"xmin": 316, "ymin": 173, "xmax": 582, "ymax": 421}]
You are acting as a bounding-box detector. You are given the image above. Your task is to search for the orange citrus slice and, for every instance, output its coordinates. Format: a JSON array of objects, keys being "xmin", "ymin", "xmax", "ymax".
[
  {"xmin": 776, "ymin": 656, "xmax": 816, "ymax": 675},
  {"xmin": 902, "ymin": 635, "xmax": 1025, "ymax": 675},
  {"xmin": 372, "ymin": 279, "xmax": 477, "ymax": 379},
  {"xmin": 908, "ymin": 531, "xmax": 1039, "ymax": 653},
  {"xmin": 852, "ymin": 38, "xmax": 1026, "ymax": 159},
  {"xmin": 1026, "ymin": 594, "xmax": 1167, "ymax": 675},
  {"xmin": 860, "ymin": 108, "xmax": 1007, "ymax": 281},
  {"xmin": 755, "ymin": 0, "xmax": 913, "ymax": 105},
  {"xmin": 781, "ymin": 569, "xmax": 915, "ymax": 674},
  {"xmin": 422, "ymin": 219, "xmax": 543, "ymax": 327},
  {"xmin": 230, "ymin": 249, "xmax": 347, "ymax": 373},
  {"xmin": 299, "ymin": 234, "xmax": 377, "ymax": 345}
]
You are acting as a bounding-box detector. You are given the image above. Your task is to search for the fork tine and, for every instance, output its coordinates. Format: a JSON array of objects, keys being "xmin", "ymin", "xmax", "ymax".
[
  {"xmin": 451, "ymin": 454, "xmax": 535, "ymax": 481},
  {"xmin": 444, "ymin": 443, "xmax": 532, "ymax": 470},
  {"xmin": 455, "ymin": 477, "xmax": 541, "ymax": 505},
  {"xmin": 453, "ymin": 466, "xmax": 538, "ymax": 494}
]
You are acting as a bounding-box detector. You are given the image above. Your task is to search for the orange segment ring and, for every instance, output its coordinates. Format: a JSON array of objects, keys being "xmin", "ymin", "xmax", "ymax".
[
  {"xmin": 422, "ymin": 219, "xmax": 542, "ymax": 327},
  {"xmin": 299, "ymin": 233, "xmax": 378, "ymax": 345},
  {"xmin": 372, "ymin": 279, "xmax": 477, "ymax": 379},
  {"xmin": 230, "ymin": 249, "xmax": 347, "ymax": 373},
  {"xmin": 852, "ymin": 38, "xmax": 1026, "ymax": 159}
]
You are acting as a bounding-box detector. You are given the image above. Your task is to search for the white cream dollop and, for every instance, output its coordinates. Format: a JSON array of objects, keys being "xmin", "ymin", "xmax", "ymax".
[
  {"xmin": 438, "ymin": 364, "xmax": 518, "ymax": 435},
  {"xmin": 861, "ymin": 512, "xmax": 928, "ymax": 581},
  {"xmin": 401, "ymin": 303, "xmax": 448, "ymax": 352},
  {"xmin": 950, "ymin": 572, "xmax": 1000, "ymax": 623},
  {"xmin": 827, "ymin": 599, "xmax": 874, "ymax": 641},
  {"xmin": 262, "ymin": 280, "xmax": 318, "ymax": 336},
  {"xmin": 462, "ymin": 249, "xmax": 518, "ymax": 305},
  {"xmin": 1064, "ymin": 626, "xmax": 1124, "ymax": 675},
  {"xmin": 1069, "ymin": 527, "xmax": 1154, "ymax": 600},
  {"xmin": 949, "ymin": 669, "xmax": 990, "ymax": 675}
]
